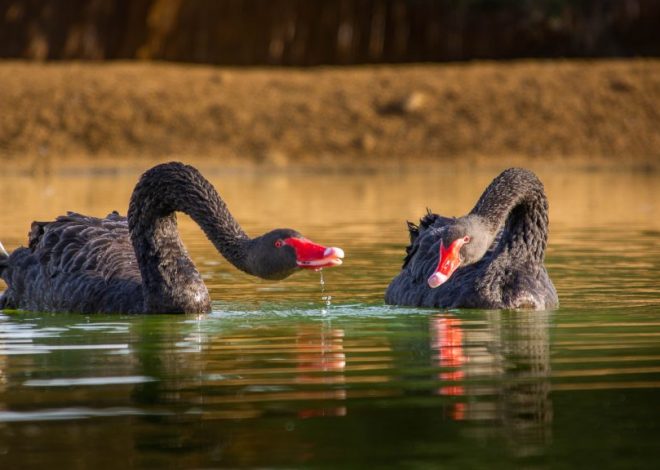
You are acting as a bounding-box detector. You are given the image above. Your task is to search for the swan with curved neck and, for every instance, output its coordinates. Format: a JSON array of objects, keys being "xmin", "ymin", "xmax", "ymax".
[
  {"xmin": 385, "ymin": 168, "xmax": 558, "ymax": 310},
  {"xmin": 0, "ymin": 162, "xmax": 344, "ymax": 314}
]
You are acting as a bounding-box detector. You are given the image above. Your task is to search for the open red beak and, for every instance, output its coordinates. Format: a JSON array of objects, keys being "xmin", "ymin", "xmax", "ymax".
[
  {"xmin": 428, "ymin": 238, "xmax": 467, "ymax": 288},
  {"xmin": 284, "ymin": 238, "xmax": 345, "ymax": 270}
]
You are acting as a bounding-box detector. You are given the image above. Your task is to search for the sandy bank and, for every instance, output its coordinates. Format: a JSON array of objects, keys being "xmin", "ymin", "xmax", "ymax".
[{"xmin": 0, "ymin": 60, "xmax": 658, "ymax": 169}]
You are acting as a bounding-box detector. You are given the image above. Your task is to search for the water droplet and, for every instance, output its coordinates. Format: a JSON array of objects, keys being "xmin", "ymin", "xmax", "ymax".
[{"xmin": 319, "ymin": 270, "xmax": 332, "ymax": 314}]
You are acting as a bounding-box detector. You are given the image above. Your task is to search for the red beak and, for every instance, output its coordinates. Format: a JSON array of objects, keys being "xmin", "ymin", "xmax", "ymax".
[
  {"xmin": 428, "ymin": 238, "xmax": 467, "ymax": 288},
  {"xmin": 284, "ymin": 238, "xmax": 345, "ymax": 270}
]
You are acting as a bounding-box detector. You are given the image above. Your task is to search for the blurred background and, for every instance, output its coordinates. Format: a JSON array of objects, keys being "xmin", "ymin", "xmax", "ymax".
[
  {"xmin": 0, "ymin": 0, "xmax": 658, "ymax": 169},
  {"xmin": 1, "ymin": 0, "xmax": 659, "ymax": 64}
]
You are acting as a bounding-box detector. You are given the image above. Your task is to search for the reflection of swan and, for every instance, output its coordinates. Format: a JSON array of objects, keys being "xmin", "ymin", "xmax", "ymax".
[
  {"xmin": 431, "ymin": 317, "xmax": 465, "ymax": 403},
  {"xmin": 296, "ymin": 324, "xmax": 347, "ymax": 418},
  {"xmin": 387, "ymin": 168, "xmax": 558, "ymax": 309},
  {"xmin": 430, "ymin": 311, "xmax": 552, "ymax": 454},
  {"xmin": 498, "ymin": 311, "xmax": 552, "ymax": 455},
  {"xmin": 0, "ymin": 162, "xmax": 343, "ymax": 314}
]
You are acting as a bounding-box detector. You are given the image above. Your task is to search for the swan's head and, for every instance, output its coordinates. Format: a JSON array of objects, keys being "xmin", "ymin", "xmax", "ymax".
[
  {"xmin": 249, "ymin": 229, "xmax": 344, "ymax": 280},
  {"xmin": 427, "ymin": 216, "xmax": 491, "ymax": 288}
]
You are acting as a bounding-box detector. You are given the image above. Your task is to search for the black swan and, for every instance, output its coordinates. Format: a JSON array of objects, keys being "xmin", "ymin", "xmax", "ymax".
[
  {"xmin": 385, "ymin": 168, "xmax": 558, "ymax": 310},
  {"xmin": 0, "ymin": 162, "xmax": 344, "ymax": 314}
]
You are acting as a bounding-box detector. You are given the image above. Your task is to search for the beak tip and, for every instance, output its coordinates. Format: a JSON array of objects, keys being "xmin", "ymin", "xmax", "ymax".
[
  {"xmin": 324, "ymin": 247, "xmax": 345, "ymax": 259},
  {"xmin": 428, "ymin": 272, "xmax": 448, "ymax": 288}
]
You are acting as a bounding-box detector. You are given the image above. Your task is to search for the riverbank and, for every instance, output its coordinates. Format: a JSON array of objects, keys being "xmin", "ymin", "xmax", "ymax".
[{"xmin": 1, "ymin": 59, "xmax": 658, "ymax": 170}]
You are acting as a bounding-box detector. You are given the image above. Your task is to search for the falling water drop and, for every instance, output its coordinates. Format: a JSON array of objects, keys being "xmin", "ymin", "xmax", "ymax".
[{"xmin": 319, "ymin": 269, "xmax": 332, "ymax": 314}]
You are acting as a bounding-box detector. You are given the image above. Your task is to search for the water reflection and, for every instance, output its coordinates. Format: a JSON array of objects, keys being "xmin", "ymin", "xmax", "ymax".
[
  {"xmin": 431, "ymin": 316, "xmax": 466, "ymax": 417},
  {"xmin": 431, "ymin": 311, "xmax": 552, "ymax": 456},
  {"xmin": 0, "ymin": 165, "xmax": 659, "ymax": 467},
  {"xmin": 1, "ymin": 305, "xmax": 660, "ymax": 467},
  {"xmin": 120, "ymin": 316, "xmax": 354, "ymax": 422},
  {"xmin": 295, "ymin": 323, "xmax": 347, "ymax": 418}
]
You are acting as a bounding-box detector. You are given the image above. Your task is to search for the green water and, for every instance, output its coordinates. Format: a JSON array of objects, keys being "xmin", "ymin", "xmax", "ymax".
[{"xmin": 0, "ymin": 167, "xmax": 659, "ymax": 468}]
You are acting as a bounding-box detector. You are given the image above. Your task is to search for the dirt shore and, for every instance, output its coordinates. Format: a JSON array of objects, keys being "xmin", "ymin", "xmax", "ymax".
[{"xmin": 0, "ymin": 59, "xmax": 658, "ymax": 169}]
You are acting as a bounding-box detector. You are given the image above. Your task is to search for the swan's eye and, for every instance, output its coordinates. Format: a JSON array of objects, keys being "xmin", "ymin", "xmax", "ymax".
[
  {"xmin": 463, "ymin": 236, "xmax": 471, "ymax": 244},
  {"xmin": 275, "ymin": 240, "xmax": 284, "ymax": 248}
]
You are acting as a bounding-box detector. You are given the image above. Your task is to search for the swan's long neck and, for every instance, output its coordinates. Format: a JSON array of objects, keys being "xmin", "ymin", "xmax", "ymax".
[
  {"xmin": 127, "ymin": 163, "xmax": 252, "ymax": 312},
  {"xmin": 470, "ymin": 168, "xmax": 549, "ymax": 267}
]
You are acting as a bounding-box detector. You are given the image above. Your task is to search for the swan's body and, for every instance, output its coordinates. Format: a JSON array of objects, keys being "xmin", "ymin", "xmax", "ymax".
[
  {"xmin": 385, "ymin": 168, "xmax": 558, "ymax": 310},
  {"xmin": 0, "ymin": 162, "xmax": 343, "ymax": 314}
]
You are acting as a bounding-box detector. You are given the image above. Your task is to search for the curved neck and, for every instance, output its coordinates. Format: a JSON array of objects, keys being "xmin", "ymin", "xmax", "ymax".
[
  {"xmin": 127, "ymin": 163, "xmax": 253, "ymax": 310},
  {"xmin": 470, "ymin": 168, "xmax": 549, "ymax": 266}
]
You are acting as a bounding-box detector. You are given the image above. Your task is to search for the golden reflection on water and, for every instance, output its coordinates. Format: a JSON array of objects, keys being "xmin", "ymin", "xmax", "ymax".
[{"xmin": 1, "ymin": 166, "xmax": 658, "ymax": 242}]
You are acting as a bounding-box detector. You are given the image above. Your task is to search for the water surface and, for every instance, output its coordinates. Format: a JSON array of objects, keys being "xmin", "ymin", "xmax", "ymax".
[{"xmin": 1, "ymin": 165, "xmax": 659, "ymax": 468}]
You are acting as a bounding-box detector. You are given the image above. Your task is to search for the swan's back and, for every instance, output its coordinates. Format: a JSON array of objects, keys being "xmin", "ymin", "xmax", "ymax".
[{"xmin": 0, "ymin": 212, "xmax": 144, "ymax": 313}]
